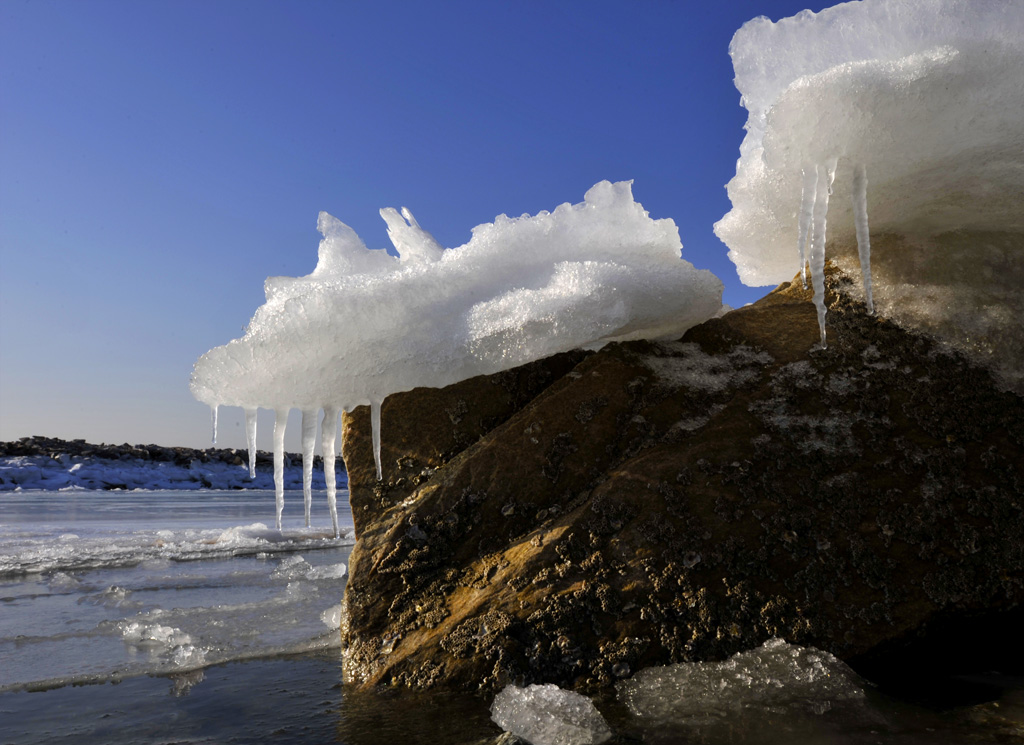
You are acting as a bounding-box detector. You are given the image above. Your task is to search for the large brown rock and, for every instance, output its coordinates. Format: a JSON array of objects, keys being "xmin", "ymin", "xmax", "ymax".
[{"xmin": 339, "ymin": 265, "xmax": 1024, "ymax": 693}]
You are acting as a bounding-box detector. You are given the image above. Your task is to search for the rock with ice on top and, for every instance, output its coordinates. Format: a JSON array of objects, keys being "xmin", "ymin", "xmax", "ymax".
[
  {"xmin": 191, "ymin": 180, "xmax": 723, "ymax": 499},
  {"xmin": 715, "ymin": 0, "xmax": 1024, "ymax": 377},
  {"xmin": 490, "ymin": 683, "xmax": 612, "ymax": 745}
]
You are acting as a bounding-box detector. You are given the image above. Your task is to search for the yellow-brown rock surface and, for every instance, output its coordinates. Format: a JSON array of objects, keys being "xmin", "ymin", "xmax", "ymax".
[{"xmin": 339, "ymin": 266, "xmax": 1024, "ymax": 693}]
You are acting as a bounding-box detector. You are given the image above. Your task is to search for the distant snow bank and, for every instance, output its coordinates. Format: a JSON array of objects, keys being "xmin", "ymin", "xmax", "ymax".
[{"xmin": 0, "ymin": 454, "xmax": 338, "ymax": 492}]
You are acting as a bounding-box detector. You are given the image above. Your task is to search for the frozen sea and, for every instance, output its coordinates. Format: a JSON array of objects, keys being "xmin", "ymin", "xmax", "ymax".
[{"xmin": 2, "ymin": 489, "xmax": 1023, "ymax": 744}]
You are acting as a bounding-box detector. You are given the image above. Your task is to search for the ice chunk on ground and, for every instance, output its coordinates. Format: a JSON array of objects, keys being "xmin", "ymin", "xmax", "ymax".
[
  {"xmin": 490, "ymin": 683, "xmax": 611, "ymax": 745},
  {"xmin": 191, "ymin": 181, "xmax": 723, "ymax": 478},
  {"xmin": 715, "ymin": 0, "xmax": 1024, "ymax": 383},
  {"xmin": 617, "ymin": 638, "xmax": 864, "ymax": 725}
]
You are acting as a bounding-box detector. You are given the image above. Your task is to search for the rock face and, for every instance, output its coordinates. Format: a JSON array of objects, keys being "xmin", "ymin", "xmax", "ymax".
[{"xmin": 339, "ymin": 265, "xmax": 1024, "ymax": 693}]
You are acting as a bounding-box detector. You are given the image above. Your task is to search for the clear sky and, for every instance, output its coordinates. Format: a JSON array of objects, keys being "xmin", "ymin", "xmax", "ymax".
[{"xmin": 1, "ymin": 0, "xmax": 830, "ymax": 451}]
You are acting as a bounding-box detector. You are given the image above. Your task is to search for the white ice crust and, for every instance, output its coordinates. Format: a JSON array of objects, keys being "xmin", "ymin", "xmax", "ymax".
[
  {"xmin": 193, "ymin": 180, "xmax": 721, "ymax": 412},
  {"xmin": 715, "ymin": 0, "xmax": 1024, "ymax": 371},
  {"xmin": 191, "ymin": 181, "xmax": 723, "ymax": 510},
  {"xmin": 491, "ymin": 683, "xmax": 612, "ymax": 745}
]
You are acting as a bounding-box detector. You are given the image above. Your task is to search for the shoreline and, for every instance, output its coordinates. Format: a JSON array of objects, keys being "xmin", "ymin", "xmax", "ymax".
[{"xmin": 0, "ymin": 435, "xmax": 345, "ymax": 492}]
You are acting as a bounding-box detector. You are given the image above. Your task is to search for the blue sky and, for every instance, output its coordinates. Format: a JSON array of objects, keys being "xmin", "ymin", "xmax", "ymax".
[{"xmin": 1, "ymin": 0, "xmax": 829, "ymax": 450}]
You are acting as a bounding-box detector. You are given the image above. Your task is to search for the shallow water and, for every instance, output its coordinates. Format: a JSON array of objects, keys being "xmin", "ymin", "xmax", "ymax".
[
  {"xmin": 2, "ymin": 490, "xmax": 1023, "ymax": 744},
  {"xmin": 0, "ymin": 490, "xmax": 354, "ymax": 692}
]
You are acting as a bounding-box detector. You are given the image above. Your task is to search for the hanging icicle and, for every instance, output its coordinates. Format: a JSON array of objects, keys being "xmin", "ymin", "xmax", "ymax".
[
  {"xmin": 244, "ymin": 408, "xmax": 258, "ymax": 479},
  {"xmin": 808, "ymin": 159, "xmax": 837, "ymax": 349},
  {"xmin": 852, "ymin": 163, "xmax": 874, "ymax": 314},
  {"xmin": 273, "ymin": 409, "xmax": 288, "ymax": 531},
  {"xmin": 370, "ymin": 400, "xmax": 383, "ymax": 481},
  {"xmin": 797, "ymin": 166, "xmax": 817, "ymax": 289},
  {"xmin": 321, "ymin": 406, "xmax": 341, "ymax": 538},
  {"xmin": 300, "ymin": 409, "xmax": 317, "ymax": 528}
]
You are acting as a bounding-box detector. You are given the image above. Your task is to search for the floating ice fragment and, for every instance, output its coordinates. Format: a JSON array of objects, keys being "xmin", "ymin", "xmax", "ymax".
[
  {"xmin": 617, "ymin": 638, "xmax": 863, "ymax": 725},
  {"xmin": 491, "ymin": 683, "xmax": 612, "ymax": 745},
  {"xmin": 321, "ymin": 603, "xmax": 342, "ymax": 630},
  {"xmin": 307, "ymin": 562, "xmax": 347, "ymax": 580}
]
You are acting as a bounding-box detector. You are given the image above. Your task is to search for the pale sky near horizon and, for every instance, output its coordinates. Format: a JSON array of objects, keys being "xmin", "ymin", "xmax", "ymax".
[{"xmin": 1, "ymin": 0, "xmax": 829, "ymax": 451}]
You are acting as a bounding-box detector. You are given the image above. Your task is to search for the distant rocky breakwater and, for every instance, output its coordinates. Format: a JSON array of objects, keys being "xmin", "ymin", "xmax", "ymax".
[{"xmin": 0, "ymin": 435, "xmax": 340, "ymax": 491}]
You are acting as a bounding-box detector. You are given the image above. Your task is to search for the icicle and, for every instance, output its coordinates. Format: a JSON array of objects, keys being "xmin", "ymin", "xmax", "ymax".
[
  {"xmin": 852, "ymin": 163, "xmax": 874, "ymax": 314},
  {"xmin": 210, "ymin": 405, "xmax": 219, "ymax": 446},
  {"xmin": 797, "ymin": 166, "xmax": 817, "ymax": 289},
  {"xmin": 244, "ymin": 408, "xmax": 258, "ymax": 479},
  {"xmin": 300, "ymin": 409, "xmax": 317, "ymax": 528},
  {"xmin": 808, "ymin": 159, "xmax": 836, "ymax": 349},
  {"xmin": 273, "ymin": 408, "xmax": 288, "ymax": 531},
  {"xmin": 321, "ymin": 406, "xmax": 340, "ymax": 538},
  {"xmin": 370, "ymin": 399, "xmax": 383, "ymax": 481}
]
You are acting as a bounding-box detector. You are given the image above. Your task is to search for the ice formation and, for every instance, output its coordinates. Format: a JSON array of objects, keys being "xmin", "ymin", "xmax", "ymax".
[
  {"xmin": 490, "ymin": 683, "xmax": 612, "ymax": 745},
  {"xmin": 715, "ymin": 0, "xmax": 1024, "ymax": 365},
  {"xmin": 617, "ymin": 638, "xmax": 864, "ymax": 724},
  {"xmin": 192, "ymin": 181, "xmax": 723, "ymax": 528}
]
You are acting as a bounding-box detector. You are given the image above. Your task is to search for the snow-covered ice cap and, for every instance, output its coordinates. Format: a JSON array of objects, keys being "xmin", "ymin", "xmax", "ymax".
[{"xmin": 190, "ymin": 181, "xmax": 723, "ymax": 509}]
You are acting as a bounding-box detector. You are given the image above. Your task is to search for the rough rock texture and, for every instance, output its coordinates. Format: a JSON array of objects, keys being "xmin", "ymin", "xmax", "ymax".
[{"xmin": 339, "ymin": 265, "xmax": 1024, "ymax": 694}]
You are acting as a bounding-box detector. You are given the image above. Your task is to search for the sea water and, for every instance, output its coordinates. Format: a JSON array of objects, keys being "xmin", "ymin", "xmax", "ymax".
[{"xmin": 2, "ymin": 490, "xmax": 1023, "ymax": 744}]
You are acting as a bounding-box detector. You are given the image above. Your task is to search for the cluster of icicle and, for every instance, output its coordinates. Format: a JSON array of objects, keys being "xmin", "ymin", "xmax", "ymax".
[
  {"xmin": 797, "ymin": 160, "xmax": 874, "ymax": 348},
  {"xmin": 210, "ymin": 406, "xmax": 345, "ymax": 537},
  {"xmin": 715, "ymin": 0, "xmax": 1024, "ymax": 361}
]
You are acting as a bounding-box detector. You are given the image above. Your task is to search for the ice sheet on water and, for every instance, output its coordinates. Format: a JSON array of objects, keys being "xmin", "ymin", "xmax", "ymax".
[
  {"xmin": 715, "ymin": 0, "xmax": 1024, "ymax": 375},
  {"xmin": 617, "ymin": 638, "xmax": 864, "ymax": 725},
  {"xmin": 0, "ymin": 521, "xmax": 352, "ymax": 578},
  {"xmin": 490, "ymin": 683, "xmax": 612, "ymax": 745}
]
